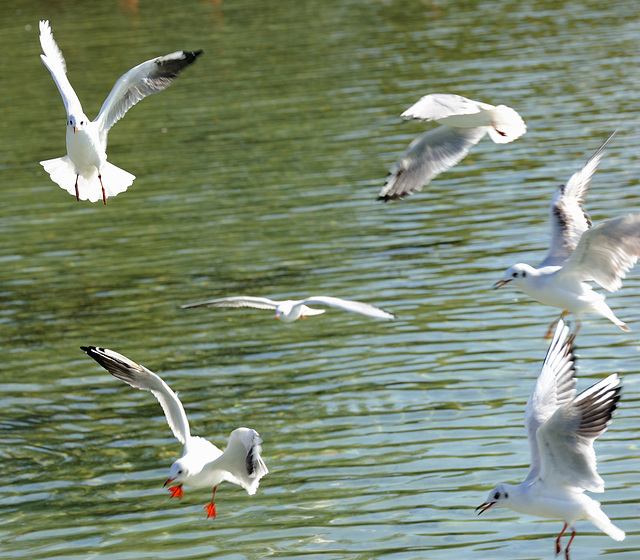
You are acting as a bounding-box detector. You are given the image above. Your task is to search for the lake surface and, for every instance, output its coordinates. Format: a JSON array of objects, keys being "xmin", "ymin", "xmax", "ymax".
[{"xmin": 1, "ymin": 1, "xmax": 639, "ymax": 559}]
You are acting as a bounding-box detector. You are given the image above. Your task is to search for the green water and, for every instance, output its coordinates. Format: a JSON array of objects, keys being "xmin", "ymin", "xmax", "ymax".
[{"xmin": 1, "ymin": 1, "xmax": 639, "ymax": 558}]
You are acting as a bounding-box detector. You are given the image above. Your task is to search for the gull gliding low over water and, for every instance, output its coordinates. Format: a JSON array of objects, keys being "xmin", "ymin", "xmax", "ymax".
[
  {"xmin": 494, "ymin": 132, "xmax": 640, "ymax": 336},
  {"xmin": 81, "ymin": 346, "xmax": 267, "ymax": 518},
  {"xmin": 39, "ymin": 20, "xmax": 202, "ymax": 204},
  {"xmin": 379, "ymin": 93, "xmax": 526, "ymax": 201},
  {"xmin": 181, "ymin": 295, "xmax": 396, "ymax": 322},
  {"xmin": 476, "ymin": 320, "xmax": 624, "ymax": 559}
]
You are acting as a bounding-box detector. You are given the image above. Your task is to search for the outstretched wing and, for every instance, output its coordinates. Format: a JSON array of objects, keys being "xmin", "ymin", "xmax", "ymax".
[
  {"xmin": 39, "ymin": 20, "xmax": 83, "ymax": 117},
  {"xmin": 95, "ymin": 50, "xmax": 202, "ymax": 132},
  {"xmin": 539, "ymin": 132, "xmax": 615, "ymax": 268},
  {"xmin": 81, "ymin": 346, "xmax": 190, "ymax": 444},
  {"xmin": 379, "ymin": 126, "xmax": 487, "ymax": 201},
  {"xmin": 537, "ymin": 373, "xmax": 621, "ymax": 493},
  {"xmin": 181, "ymin": 296, "xmax": 280, "ymax": 311},
  {"xmin": 523, "ymin": 320, "xmax": 577, "ymax": 484},
  {"xmin": 301, "ymin": 296, "xmax": 396, "ymax": 320},
  {"xmin": 557, "ymin": 214, "xmax": 640, "ymax": 292}
]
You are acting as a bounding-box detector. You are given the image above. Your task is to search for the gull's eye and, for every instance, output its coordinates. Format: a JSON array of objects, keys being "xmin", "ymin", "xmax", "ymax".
[
  {"xmin": 512, "ymin": 272, "xmax": 518, "ymax": 278},
  {"xmin": 493, "ymin": 491, "xmax": 501, "ymax": 500}
]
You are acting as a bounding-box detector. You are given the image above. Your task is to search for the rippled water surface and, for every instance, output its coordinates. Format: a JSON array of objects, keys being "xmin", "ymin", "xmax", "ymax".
[{"xmin": 2, "ymin": 1, "xmax": 640, "ymax": 559}]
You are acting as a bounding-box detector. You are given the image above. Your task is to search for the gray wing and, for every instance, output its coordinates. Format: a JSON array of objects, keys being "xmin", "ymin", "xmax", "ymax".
[
  {"xmin": 39, "ymin": 20, "xmax": 83, "ymax": 117},
  {"xmin": 557, "ymin": 214, "xmax": 640, "ymax": 292},
  {"xmin": 523, "ymin": 320, "xmax": 577, "ymax": 484},
  {"xmin": 379, "ymin": 126, "xmax": 487, "ymax": 201},
  {"xmin": 95, "ymin": 50, "xmax": 202, "ymax": 131},
  {"xmin": 81, "ymin": 346, "xmax": 190, "ymax": 444},
  {"xmin": 301, "ymin": 296, "xmax": 396, "ymax": 320},
  {"xmin": 181, "ymin": 296, "xmax": 280, "ymax": 310},
  {"xmin": 537, "ymin": 373, "xmax": 621, "ymax": 492},
  {"xmin": 539, "ymin": 132, "xmax": 615, "ymax": 268}
]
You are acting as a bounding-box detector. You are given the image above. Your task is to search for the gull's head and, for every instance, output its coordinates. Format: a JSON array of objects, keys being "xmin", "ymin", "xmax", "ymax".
[
  {"xmin": 274, "ymin": 301, "xmax": 300, "ymax": 322},
  {"xmin": 67, "ymin": 114, "xmax": 89, "ymax": 133},
  {"xmin": 476, "ymin": 484, "xmax": 511, "ymax": 514},
  {"xmin": 165, "ymin": 459, "xmax": 190, "ymax": 486},
  {"xmin": 494, "ymin": 263, "xmax": 533, "ymax": 289}
]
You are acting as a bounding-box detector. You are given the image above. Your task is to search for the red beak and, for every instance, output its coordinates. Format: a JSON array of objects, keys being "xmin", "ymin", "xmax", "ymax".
[{"xmin": 164, "ymin": 477, "xmax": 175, "ymax": 487}]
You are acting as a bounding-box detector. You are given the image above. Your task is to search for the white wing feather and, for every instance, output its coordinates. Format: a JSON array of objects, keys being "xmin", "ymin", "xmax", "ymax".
[
  {"xmin": 557, "ymin": 214, "xmax": 640, "ymax": 292},
  {"xmin": 39, "ymin": 20, "xmax": 83, "ymax": 117},
  {"xmin": 539, "ymin": 133, "xmax": 615, "ymax": 268},
  {"xmin": 81, "ymin": 346, "xmax": 190, "ymax": 444},
  {"xmin": 523, "ymin": 320, "xmax": 576, "ymax": 484},
  {"xmin": 301, "ymin": 296, "xmax": 395, "ymax": 320},
  {"xmin": 536, "ymin": 373, "xmax": 621, "ymax": 492},
  {"xmin": 95, "ymin": 50, "xmax": 202, "ymax": 132}
]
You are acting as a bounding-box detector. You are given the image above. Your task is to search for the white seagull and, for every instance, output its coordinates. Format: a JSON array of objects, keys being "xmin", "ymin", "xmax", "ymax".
[
  {"xmin": 81, "ymin": 346, "xmax": 267, "ymax": 518},
  {"xmin": 379, "ymin": 93, "xmax": 526, "ymax": 201},
  {"xmin": 39, "ymin": 20, "xmax": 202, "ymax": 204},
  {"xmin": 494, "ymin": 132, "xmax": 640, "ymax": 336},
  {"xmin": 476, "ymin": 320, "xmax": 624, "ymax": 559},
  {"xmin": 181, "ymin": 295, "xmax": 396, "ymax": 322}
]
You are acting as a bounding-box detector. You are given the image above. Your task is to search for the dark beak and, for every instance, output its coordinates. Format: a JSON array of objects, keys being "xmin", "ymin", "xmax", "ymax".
[
  {"xmin": 493, "ymin": 279, "xmax": 511, "ymax": 289},
  {"xmin": 475, "ymin": 501, "xmax": 495, "ymax": 515}
]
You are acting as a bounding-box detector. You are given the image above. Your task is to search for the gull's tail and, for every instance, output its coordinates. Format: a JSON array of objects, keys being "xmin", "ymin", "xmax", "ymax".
[
  {"xmin": 487, "ymin": 104, "xmax": 527, "ymax": 144},
  {"xmin": 586, "ymin": 504, "xmax": 626, "ymax": 541},
  {"xmin": 40, "ymin": 157, "xmax": 135, "ymax": 203}
]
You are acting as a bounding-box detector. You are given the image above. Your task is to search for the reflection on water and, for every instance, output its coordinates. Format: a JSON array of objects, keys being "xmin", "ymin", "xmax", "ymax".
[{"xmin": 1, "ymin": 0, "xmax": 640, "ymax": 559}]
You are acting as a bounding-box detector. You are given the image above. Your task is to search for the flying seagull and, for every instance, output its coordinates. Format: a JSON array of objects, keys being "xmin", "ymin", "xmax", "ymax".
[
  {"xmin": 39, "ymin": 20, "xmax": 202, "ymax": 203},
  {"xmin": 494, "ymin": 132, "xmax": 640, "ymax": 336},
  {"xmin": 379, "ymin": 93, "xmax": 526, "ymax": 201},
  {"xmin": 181, "ymin": 295, "xmax": 396, "ymax": 322},
  {"xmin": 81, "ymin": 346, "xmax": 267, "ymax": 518},
  {"xmin": 476, "ymin": 320, "xmax": 624, "ymax": 559}
]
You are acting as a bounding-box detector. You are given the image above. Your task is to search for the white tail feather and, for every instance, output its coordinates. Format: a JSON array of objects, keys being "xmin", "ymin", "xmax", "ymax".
[
  {"xmin": 586, "ymin": 502, "xmax": 626, "ymax": 541},
  {"xmin": 40, "ymin": 157, "xmax": 135, "ymax": 202}
]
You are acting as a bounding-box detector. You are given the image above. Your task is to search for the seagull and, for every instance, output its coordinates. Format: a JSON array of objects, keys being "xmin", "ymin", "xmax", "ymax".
[
  {"xmin": 181, "ymin": 295, "xmax": 396, "ymax": 322},
  {"xmin": 476, "ymin": 320, "xmax": 624, "ymax": 559},
  {"xmin": 81, "ymin": 346, "xmax": 267, "ymax": 518},
  {"xmin": 494, "ymin": 132, "xmax": 640, "ymax": 336},
  {"xmin": 378, "ymin": 93, "xmax": 526, "ymax": 201},
  {"xmin": 38, "ymin": 20, "xmax": 202, "ymax": 204}
]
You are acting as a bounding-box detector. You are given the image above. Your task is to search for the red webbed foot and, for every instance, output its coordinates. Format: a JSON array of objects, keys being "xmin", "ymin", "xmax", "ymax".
[
  {"xmin": 204, "ymin": 486, "xmax": 218, "ymax": 519},
  {"xmin": 204, "ymin": 502, "xmax": 216, "ymax": 519},
  {"xmin": 167, "ymin": 484, "xmax": 184, "ymax": 499}
]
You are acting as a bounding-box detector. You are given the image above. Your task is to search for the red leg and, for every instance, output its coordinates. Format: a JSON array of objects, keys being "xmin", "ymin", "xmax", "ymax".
[
  {"xmin": 204, "ymin": 486, "xmax": 218, "ymax": 519},
  {"xmin": 564, "ymin": 528, "xmax": 576, "ymax": 560},
  {"xmin": 556, "ymin": 523, "xmax": 568, "ymax": 555},
  {"xmin": 545, "ymin": 311, "xmax": 569, "ymax": 338},
  {"xmin": 98, "ymin": 173, "xmax": 107, "ymax": 205},
  {"xmin": 75, "ymin": 175, "xmax": 80, "ymax": 201}
]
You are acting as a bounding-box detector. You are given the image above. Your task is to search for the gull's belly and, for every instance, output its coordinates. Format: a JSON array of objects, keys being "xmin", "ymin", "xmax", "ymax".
[
  {"xmin": 521, "ymin": 275, "xmax": 591, "ymax": 313},
  {"xmin": 514, "ymin": 489, "xmax": 587, "ymax": 523},
  {"xmin": 66, "ymin": 127, "xmax": 104, "ymax": 174}
]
